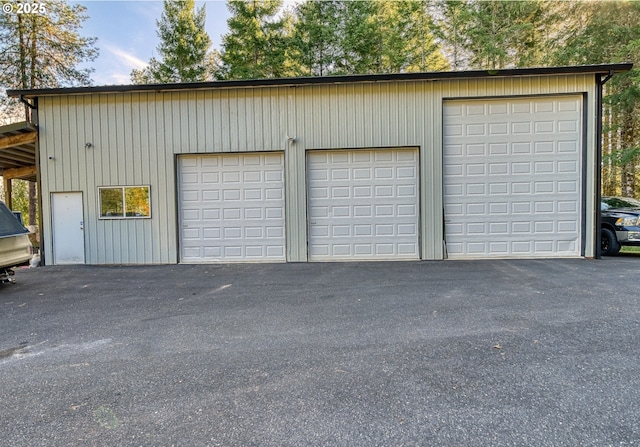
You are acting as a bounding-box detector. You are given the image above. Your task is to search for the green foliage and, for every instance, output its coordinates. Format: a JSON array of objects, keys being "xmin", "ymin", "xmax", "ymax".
[
  {"xmin": 268, "ymin": 0, "xmax": 448, "ymax": 78},
  {"xmin": 433, "ymin": 0, "xmax": 551, "ymax": 70},
  {"xmin": 603, "ymin": 146, "xmax": 640, "ymax": 167},
  {"xmin": 332, "ymin": 0, "xmax": 379, "ymax": 74},
  {"xmin": 549, "ymin": 1, "xmax": 639, "ymax": 66},
  {"xmin": 131, "ymin": 0, "xmax": 212, "ymax": 84},
  {"xmin": 0, "ymin": 1, "xmax": 98, "ymax": 89},
  {"xmin": 289, "ymin": 0, "xmax": 341, "ymax": 76},
  {"xmin": 383, "ymin": 0, "xmax": 448, "ymax": 73},
  {"xmin": 100, "ymin": 188, "xmax": 123, "ymax": 217},
  {"xmin": 125, "ymin": 186, "xmax": 150, "ymax": 217},
  {"xmin": 433, "ymin": 0, "xmax": 470, "ymax": 70},
  {"xmin": 219, "ymin": 0, "xmax": 290, "ymax": 80},
  {"xmin": 0, "ymin": 180, "xmax": 37, "ymax": 225}
]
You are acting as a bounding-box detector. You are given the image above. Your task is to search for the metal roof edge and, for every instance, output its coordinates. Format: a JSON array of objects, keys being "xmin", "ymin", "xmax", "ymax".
[{"xmin": 7, "ymin": 63, "xmax": 633, "ymax": 99}]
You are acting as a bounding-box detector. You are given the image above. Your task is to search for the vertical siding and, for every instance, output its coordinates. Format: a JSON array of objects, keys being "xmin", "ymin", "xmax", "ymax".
[
  {"xmin": 423, "ymin": 83, "xmax": 442, "ymax": 260},
  {"xmin": 285, "ymin": 88, "xmax": 304, "ymax": 261},
  {"xmin": 37, "ymin": 74, "xmax": 599, "ymax": 264},
  {"xmin": 584, "ymin": 88, "xmax": 597, "ymax": 257}
]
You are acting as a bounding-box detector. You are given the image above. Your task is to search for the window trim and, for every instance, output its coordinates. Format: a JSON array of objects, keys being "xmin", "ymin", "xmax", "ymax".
[{"xmin": 98, "ymin": 185, "xmax": 151, "ymax": 219}]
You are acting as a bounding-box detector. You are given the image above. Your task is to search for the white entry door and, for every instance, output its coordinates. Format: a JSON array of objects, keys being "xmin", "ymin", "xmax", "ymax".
[{"xmin": 51, "ymin": 192, "xmax": 85, "ymax": 264}]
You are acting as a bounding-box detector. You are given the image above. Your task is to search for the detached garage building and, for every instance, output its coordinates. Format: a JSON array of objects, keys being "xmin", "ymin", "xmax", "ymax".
[{"xmin": 8, "ymin": 64, "xmax": 631, "ymax": 265}]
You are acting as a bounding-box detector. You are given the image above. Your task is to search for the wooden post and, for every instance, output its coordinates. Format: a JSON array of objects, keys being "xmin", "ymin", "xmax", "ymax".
[{"xmin": 2, "ymin": 177, "xmax": 11, "ymax": 209}]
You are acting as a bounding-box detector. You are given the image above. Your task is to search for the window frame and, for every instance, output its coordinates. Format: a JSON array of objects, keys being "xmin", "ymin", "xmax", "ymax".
[{"xmin": 98, "ymin": 185, "xmax": 151, "ymax": 219}]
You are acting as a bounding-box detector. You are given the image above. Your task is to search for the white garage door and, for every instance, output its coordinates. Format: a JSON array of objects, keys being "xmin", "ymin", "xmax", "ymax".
[
  {"xmin": 443, "ymin": 96, "xmax": 583, "ymax": 259},
  {"xmin": 307, "ymin": 148, "xmax": 419, "ymax": 261},
  {"xmin": 178, "ymin": 153, "xmax": 285, "ymax": 263}
]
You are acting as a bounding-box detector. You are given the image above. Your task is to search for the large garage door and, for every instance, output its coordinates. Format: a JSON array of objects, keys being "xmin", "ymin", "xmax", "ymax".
[
  {"xmin": 444, "ymin": 96, "xmax": 583, "ymax": 259},
  {"xmin": 307, "ymin": 148, "xmax": 419, "ymax": 261},
  {"xmin": 178, "ymin": 153, "xmax": 285, "ymax": 263}
]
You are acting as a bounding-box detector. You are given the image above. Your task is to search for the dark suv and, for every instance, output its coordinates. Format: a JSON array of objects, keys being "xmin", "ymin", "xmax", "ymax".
[{"xmin": 601, "ymin": 196, "xmax": 640, "ymax": 255}]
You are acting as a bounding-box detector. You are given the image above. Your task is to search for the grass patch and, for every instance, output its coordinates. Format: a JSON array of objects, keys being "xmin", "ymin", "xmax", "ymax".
[{"xmin": 621, "ymin": 245, "xmax": 640, "ymax": 254}]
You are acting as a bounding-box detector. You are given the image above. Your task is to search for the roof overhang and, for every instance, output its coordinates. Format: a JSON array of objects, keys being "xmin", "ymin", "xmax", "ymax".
[
  {"xmin": 7, "ymin": 63, "xmax": 633, "ymax": 99},
  {"xmin": 0, "ymin": 121, "xmax": 37, "ymax": 182}
]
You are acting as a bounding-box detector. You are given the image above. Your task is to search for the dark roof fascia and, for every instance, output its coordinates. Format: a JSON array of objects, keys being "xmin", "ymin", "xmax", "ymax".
[{"xmin": 7, "ymin": 63, "xmax": 633, "ymax": 99}]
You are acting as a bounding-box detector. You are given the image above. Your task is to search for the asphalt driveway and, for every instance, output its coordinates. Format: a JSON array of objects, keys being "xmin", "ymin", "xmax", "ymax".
[{"xmin": 1, "ymin": 258, "xmax": 639, "ymax": 447}]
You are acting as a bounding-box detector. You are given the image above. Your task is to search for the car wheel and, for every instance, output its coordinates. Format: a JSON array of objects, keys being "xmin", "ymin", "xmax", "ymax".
[{"xmin": 601, "ymin": 227, "xmax": 621, "ymax": 256}]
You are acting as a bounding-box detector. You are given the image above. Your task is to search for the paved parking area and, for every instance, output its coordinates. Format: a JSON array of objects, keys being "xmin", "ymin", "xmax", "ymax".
[{"xmin": 1, "ymin": 257, "xmax": 639, "ymax": 446}]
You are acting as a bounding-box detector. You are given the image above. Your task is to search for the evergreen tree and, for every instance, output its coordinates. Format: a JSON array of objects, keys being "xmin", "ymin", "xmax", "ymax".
[
  {"xmin": 433, "ymin": 0, "xmax": 551, "ymax": 70},
  {"xmin": 290, "ymin": 0, "xmax": 447, "ymax": 76},
  {"xmin": 376, "ymin": 0, "xmax": 448, "ymax": 73},
  {"xmin": 433, "ymin": 0, "xmax": 471, "ymax": 70},
  {"xmin": 332, "ymin": 0, "xmax": 379, "ymax": 74},
  {"xmin": 220, "ymin": 0, "xmax": 290, "ymax": 80},
  {"xmin": 290, "ymin": 0, "xmax": 341, "ymax": 76},
  {"xmin": 131, "ymin": 0, "xmax": 212, "ymax": 84}
]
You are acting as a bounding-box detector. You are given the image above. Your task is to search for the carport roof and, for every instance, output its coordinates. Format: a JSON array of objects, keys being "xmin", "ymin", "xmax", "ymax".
[
  {"xmin": 0, "ymin": 121, "xmax": 37, "ymax": 182},
  {"xmin": 7, "ymin": 63, "xmax": 633, "ymax": 99}
]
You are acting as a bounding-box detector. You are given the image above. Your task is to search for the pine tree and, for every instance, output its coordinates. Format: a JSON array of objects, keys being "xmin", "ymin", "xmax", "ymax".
[
  {"xmin": 131, "ymin": 0, "xmax": 212, "ymax": 84},
  {"xmin": 220, "ymin": 0, "xmax": 290, "ymax": 80},
  {"xmin": 290, "ymin": 0, "xmax": 447, "ymax": 76},
  {"xmin": 433, "ymin": 0, "xmax": 551, "ymax": 70},
  {"xmin": 331, "ymin": 0, "xmax": 379, "ymax": 74},
  {"xmin": 290, "ymin": 0, "xmax": 341, "ymax": 76},
  {"xmin": 375, "ymin": 0, "xmax": 448, "ymax": 73},
  {"xmin": 433, "ymin": 0, "xmax": 471, "ymax": 70}
]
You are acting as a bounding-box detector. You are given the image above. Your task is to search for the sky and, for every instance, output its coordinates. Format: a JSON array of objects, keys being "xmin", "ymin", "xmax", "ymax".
[{"xmin": 76, "ymin": 1, "xmax": 233, "ymax": 86}]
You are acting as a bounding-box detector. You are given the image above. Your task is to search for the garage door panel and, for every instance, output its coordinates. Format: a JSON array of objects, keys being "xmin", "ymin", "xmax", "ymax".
[
  {"xmin": 178, "ymin": 153, "xmax": 285, "ymax": 263},
  {"xmin": 203, "ymin": 228, "xmax": 220, "ymax": 238},
  {"xmin": 202, "ymin": 157, "xmax": 219, "ymax": 167},
  {"xmin": 444, "ymin": 96, "xmax": 582, "ymax": 259},
  {"xmin": 265, "ymin": 207, "xmax": 283, "ymax": 219},
  {"xmin": 307, "ymin": 148, "xmax": 419, "ymax": 261}
]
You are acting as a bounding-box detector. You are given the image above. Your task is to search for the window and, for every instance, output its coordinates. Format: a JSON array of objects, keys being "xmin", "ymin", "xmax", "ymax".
[{"xmin": 99, "ymin": 186, "xmax": 151, "ymax": 219}]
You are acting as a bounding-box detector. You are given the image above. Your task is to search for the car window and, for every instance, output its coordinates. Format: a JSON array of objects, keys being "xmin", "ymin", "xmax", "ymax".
[{"xmin": 602, "ymin": 197, "xmax": 640, "ymax": 209}]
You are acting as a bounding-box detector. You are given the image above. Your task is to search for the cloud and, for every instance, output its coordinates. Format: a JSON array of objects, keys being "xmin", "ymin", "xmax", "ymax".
[
  {"xmin": 104, "ymin": 44, "xmax": 148, "ymax": 71},
  {"xmin": 87, "ymin": 43, "xmax": 149, "ymax": 85}
]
